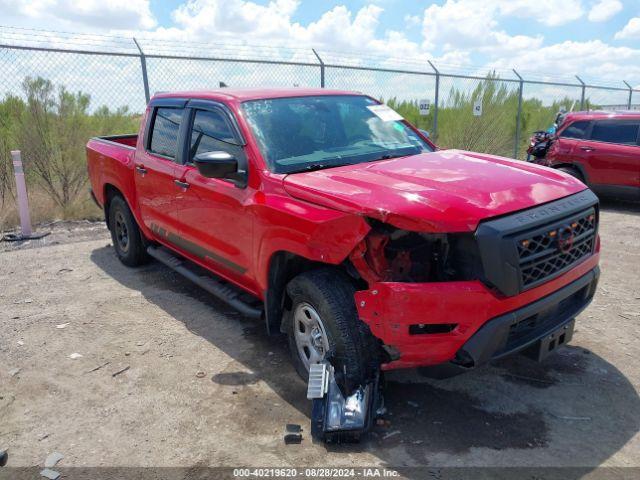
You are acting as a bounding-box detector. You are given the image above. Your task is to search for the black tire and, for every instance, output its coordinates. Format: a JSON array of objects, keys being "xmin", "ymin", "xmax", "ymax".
[
  {"xmin": 557, "ymin": 167, "xmax": 585, "ymax": 184},
  {"xmin": 285, "ymin": 268, "xmax": 377, "ymax": 392},
  {"xmin": 108, "ymin": 195, "xmax": 148, "ymax": 267}
]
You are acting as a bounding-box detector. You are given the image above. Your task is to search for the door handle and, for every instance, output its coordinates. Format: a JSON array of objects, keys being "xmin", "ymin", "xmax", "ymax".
[
  {"xmin": 580, "ymin": 146, "xmax": 595, "ymax": 152},
  {"xmin": 136, "ymin": 165, "xmax": 147, "ymax": 175},
  {"xmin": 174, "ymin": 179, "xmax": 190, "ymax": 189}
]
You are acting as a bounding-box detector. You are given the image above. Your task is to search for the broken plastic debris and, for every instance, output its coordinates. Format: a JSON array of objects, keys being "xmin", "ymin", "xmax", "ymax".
[
  {"xmin": 309, "ymin": 360, "xmax": 379, "ymax": 443},
  {"xmin": 307, "ymin": 363, "xmax": 329, "ymax": 399},
  {"xmin": 40, "ymin": 468, "xmax": 60, "ymax": 480},
  {"xmin": 284, "ymin": 433, "xmax": 302, "ymax": 444},
  {"xmin": 44, "ymin": 452, "xmax": 63, "ymax": 468},
  {"xmin": 68, "ymin": 353, "xmax": 83, "ymax": 359},
  {"xmin": 55, "ymin": 323, "xmax": 69, "ymax": 329},
  {"xmin": 285, "ymin": 424, "xmax": 302, "ymax": 433},
  {"xmin": 8, "ymin": 368, "xmax": 20, "ymax": 377}
]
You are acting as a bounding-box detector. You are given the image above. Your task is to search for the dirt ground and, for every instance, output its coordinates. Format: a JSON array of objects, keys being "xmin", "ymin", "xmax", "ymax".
[{"xmin": 1, "ymin": 201, "xmax": 639, "ymax": 476}]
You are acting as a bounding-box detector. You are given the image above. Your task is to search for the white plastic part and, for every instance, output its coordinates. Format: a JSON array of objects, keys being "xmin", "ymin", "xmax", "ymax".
[{"xmin": 307, "ymin": 362, "xmax": 330, "ymax": 399}]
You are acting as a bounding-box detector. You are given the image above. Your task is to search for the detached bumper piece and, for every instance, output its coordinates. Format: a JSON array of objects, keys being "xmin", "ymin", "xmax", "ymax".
[{"xmin": 307, "ymin": 362, "xmax": 380, "ymax": 443}]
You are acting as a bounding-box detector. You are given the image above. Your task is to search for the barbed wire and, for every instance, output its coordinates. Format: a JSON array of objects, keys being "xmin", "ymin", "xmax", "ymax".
[{"xmin": 1, "ymin": 25, "xmax": 637, "ymax": 90}]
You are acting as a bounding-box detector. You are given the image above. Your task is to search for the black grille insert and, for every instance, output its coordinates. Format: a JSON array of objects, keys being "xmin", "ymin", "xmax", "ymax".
[{"xmin": 516, "ymin": 208, "xmax": 596, "ymax": 290}]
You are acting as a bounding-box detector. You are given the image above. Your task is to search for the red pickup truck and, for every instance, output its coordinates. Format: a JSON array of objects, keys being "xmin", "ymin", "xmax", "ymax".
[{"xmin": 87, "ymin": 89, "xmax": 600, "ymax": 388}]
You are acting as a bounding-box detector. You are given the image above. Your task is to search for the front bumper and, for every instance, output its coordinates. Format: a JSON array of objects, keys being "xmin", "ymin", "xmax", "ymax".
[{"xmin": 354, "ymin": 252, "xmax": 599, "ymax": 372}]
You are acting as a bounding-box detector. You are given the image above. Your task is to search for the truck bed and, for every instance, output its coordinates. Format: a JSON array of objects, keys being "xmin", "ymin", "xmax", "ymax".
[
  {"xmin": 86, "ymin": 134, "xmax": 139, "ymax": 209},
  {"xmin": 93, "ymin": 134, "xmax": 138, "ymax": 149}
]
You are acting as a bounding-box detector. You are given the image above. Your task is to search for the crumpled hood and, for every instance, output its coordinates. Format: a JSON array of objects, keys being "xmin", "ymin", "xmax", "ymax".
[{"xmin": 283, "ymin": 149, "xmax": 588, "ymax": 232}]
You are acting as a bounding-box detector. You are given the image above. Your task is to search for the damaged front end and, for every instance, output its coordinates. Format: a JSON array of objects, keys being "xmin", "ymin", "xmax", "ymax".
[
  {"xmin": 348, "ymin": 219, "xmax": 482, "ymax": 285},
  {"xmin": 347, "ymin": 220, "xmax": 485, "ymax": 371}
]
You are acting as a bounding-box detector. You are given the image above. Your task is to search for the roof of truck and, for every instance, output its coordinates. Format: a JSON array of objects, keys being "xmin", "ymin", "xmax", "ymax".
[{"xmin": 152, "ymin": 88, "xmax": 361, "ymax": 102}]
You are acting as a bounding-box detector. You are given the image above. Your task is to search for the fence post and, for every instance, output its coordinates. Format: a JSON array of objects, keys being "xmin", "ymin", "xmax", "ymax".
[
  {"xmin": 428, "ymin": 60, "xmax": 439, "ymax": 141},
  {"xmin": 623, "ymin": 81, "xmax": 633, "ymax": 109},
  {"xmin": 576, "ymin": 75, "xmax": 586, "ymax": 110},
  {"xmin": 10, "ymin": 150, "xmax": 31, "ymax": 237},
  {"xmin": 312, "ymin": 49, "xmax": 325, "ymax": 88},
  {"xmin": 513, "ymin": 69, "xmax": 524, "ymax": 160},
  {"xmin": 133, "ymin": 38, "xmax": 150, "ymax": 104}
]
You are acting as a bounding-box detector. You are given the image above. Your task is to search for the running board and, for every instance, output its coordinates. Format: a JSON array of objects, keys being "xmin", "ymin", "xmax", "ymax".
[{"xmin": 146, "ymin": 245, "xmax": 263, "ymax": 319}]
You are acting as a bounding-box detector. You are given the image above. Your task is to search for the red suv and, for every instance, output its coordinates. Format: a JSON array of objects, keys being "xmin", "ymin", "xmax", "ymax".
[{"xmin": 545, "ymin": 111, "xmax": 640, "ymax": 200}]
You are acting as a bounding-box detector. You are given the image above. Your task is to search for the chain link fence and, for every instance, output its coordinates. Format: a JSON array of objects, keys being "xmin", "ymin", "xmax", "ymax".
[{"xmin": 1, "ymin": 28, "xmax": 639, "ymax": 228}]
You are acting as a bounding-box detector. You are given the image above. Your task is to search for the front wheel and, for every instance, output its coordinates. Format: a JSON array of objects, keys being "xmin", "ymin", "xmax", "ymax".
[{"xmin": 285, "ymin": 269, "xmax": 377, "ymax": 392}]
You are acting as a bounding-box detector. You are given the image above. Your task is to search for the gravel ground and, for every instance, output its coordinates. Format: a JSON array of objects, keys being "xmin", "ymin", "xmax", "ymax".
[{"xmin": 0, "ymin": 201, "xmax": 639, "ymax": 476}]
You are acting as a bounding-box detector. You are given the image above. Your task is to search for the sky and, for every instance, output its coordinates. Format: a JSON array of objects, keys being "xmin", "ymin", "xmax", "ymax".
[{"xmin": 0, "ymin": 0, "xmax": 639, "ymax": 92}]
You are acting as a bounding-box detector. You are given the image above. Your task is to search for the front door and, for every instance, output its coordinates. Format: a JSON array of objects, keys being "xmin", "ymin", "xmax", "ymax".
[{"xmin": 172, "ymin": 104, "xmax": 256, "ymax": 291}]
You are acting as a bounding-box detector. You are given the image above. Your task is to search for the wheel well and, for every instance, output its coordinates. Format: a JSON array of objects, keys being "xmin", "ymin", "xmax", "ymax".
[
  {"xmin": 553, "ymin": 163, "xmax": 587, "ymax": 183},
  {"xmin": 264, "ymin": 251, "xmax": 335, "ymax": 336},
  {"xmin": 103, "ymin": 184, "xmax": 123, "ymax": 230}
]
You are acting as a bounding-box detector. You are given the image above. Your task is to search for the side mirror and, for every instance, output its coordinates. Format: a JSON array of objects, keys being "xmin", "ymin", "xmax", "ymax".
[{"xmin": 193, "ymin": 151, "xmax": 238, "ymax": 179}]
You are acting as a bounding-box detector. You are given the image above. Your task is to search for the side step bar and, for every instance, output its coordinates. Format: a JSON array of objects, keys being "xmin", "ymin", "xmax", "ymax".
[{"xmin": 146, "ymin": 245, "xmax": 263, "ymax": 319}]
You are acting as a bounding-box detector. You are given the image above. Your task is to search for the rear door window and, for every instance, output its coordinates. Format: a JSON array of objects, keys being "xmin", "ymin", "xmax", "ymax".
[
  {"xmin": 560, "ymin": 120, "xmax": 589, "ymax": 139},
  {"xmin": 588, "ymin": 120, "xmax": 640, "ymax": 145},
  {"xmin": 149, "ymin": 107, "xmax": 184, "ymax": 159}
]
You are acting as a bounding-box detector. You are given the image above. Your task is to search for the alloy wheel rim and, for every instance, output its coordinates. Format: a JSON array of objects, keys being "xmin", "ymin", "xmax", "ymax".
[{"xmin": 293, "ymin": 302, "xmax": 330, "ymax": 372}]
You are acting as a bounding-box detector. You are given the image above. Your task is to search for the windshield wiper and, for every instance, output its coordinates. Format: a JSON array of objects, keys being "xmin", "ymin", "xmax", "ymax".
[
  {"xmin": 298, "ymin": 163, "xmax": 346, "ymax": 172},
  {"xmin": 370, "ymin": 153, "xmax": 408, "ymax": 162}
]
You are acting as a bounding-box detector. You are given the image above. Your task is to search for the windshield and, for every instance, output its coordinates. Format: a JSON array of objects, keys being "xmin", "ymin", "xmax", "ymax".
[{"xmin": 241, "ymin": 95, "xmax": 434, "ymax": 174}]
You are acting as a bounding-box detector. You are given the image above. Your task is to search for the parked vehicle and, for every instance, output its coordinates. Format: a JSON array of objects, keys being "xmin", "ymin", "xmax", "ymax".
[
  {"xmin": 526, "ymin": 130, "xmax": 555, "ymax": 161},
  {"xmin": 540, "ymin": 111, "xmax": 640, "ymax": 200},
  {"xmin": 87, "ymin": 89, "xmax": 600, "ymax": 392}
]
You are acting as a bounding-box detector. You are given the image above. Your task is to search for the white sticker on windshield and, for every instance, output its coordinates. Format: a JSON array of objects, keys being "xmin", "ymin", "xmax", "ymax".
[{"xmin": 367, "ymin": 104, "xmax": 404, "ymax": 122}]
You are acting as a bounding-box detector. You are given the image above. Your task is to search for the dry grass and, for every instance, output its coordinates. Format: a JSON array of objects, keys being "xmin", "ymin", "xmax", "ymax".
[{"xmin": 0, "ymin": 186, "xmax": 102, "ymax": 233}]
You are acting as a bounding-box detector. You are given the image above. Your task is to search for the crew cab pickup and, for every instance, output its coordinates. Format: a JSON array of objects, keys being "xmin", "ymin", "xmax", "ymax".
[{"xmin": 87, "ymin": 89, "xmax": 600, "ymax": 387}]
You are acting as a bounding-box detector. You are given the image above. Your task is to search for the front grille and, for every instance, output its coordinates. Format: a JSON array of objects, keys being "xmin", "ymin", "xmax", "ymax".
[
  {"xmin": 516, "ymin": 208, "xmax": 596, "ymax": 290},
  {"xmin": 475, "ymin": 190, "xmax": 599, "ymax": 297}
]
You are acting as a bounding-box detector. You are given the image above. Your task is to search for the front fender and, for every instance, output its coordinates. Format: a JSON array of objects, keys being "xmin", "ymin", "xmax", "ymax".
[{"xmin": 253, "ymin": 193, "xmax": 370, "ymax": 292}]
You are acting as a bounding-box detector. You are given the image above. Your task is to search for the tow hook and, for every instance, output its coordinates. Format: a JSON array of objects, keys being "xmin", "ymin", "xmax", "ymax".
[{"xmin": 306, "ymin": 361, "xmax": 382, "ymax": 443}]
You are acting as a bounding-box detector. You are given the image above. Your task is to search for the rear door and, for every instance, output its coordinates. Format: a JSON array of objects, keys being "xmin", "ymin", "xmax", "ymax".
[
  {"xmin": 134, "ymin": 99, "xmax": 187, "ymax": 238},
  {"xmin": 172, "ymin": 100, "xmax": 257, "ymax": 291},
  {"xmin": 576, "ymin": 119, "xmax": 640, "ymax": 187}
]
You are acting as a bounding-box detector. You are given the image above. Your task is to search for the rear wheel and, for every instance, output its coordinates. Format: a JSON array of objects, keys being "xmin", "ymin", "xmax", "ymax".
[
  {"xmin": 108, "ymin": 195, "xmax": 148, "ymax": 267},
  {"xmin": 285, "ymin": 268, "xmax": 377, "ymax": 392}
]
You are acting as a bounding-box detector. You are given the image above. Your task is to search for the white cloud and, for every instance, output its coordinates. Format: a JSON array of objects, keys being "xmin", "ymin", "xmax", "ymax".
[
  {"xmin": 488, "ymin": 40, "xmax": 640, "ymax": 84},
  {"xmin": 0, "ymin": 0, "xmax": 156, "ymax": 30},
  {"xmin": 497, "ymin": 0, "xmax": 584, "ymax": 27},
  {"xmin": 1, "ymin": 0, "xmax": 639, "ymax": 89},
  {"xmin": 404, "ymin": 14, "xmax": 421, "ymax": 28},
  {"xmin": 421, "ymin": 1, "xmax": 543, "ymax": 56},
  {"xmin": 615, "ymin": 17, "xmax": 640, "ymax": 39},
  {"xmin": 588, "ymin": 0, "xmax": 623, "ymax": 22}
]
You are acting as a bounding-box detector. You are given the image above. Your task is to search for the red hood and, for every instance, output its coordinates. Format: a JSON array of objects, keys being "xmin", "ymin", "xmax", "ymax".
[{"xmin": 283, "ymin": 150, "xmax": 587, "ymax": 232}]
